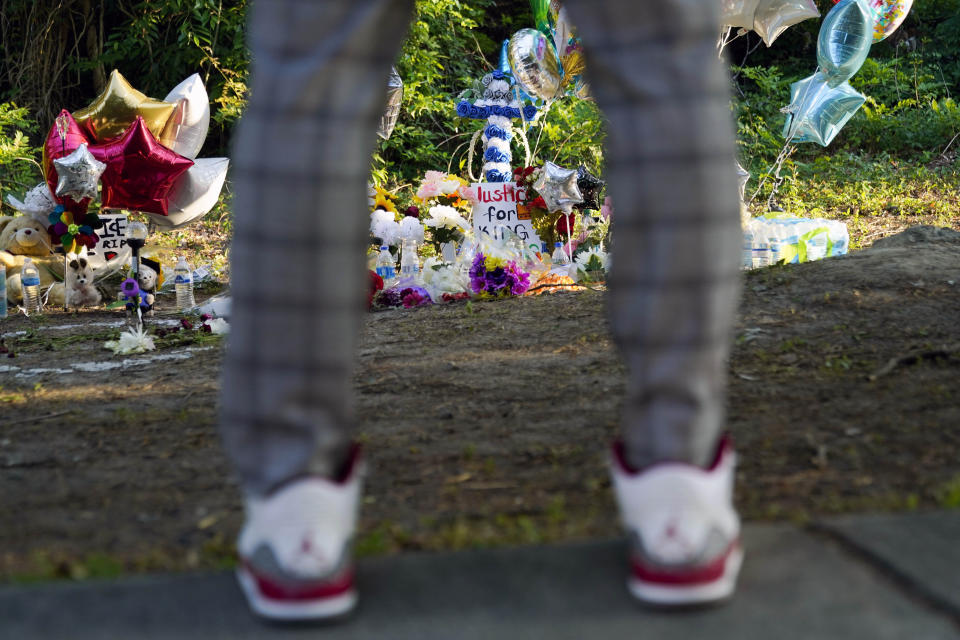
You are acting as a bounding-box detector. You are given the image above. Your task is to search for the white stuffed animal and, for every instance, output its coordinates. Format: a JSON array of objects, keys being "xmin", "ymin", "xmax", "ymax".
[{"xmin": 64, "ymin": 248, "xmax": 102, "ymax": 307}]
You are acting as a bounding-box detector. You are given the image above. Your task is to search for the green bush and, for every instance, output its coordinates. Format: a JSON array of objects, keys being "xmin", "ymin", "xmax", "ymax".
[{"xmin": 0, "ymin": 104, "xmax": 41, "ymax": 202}]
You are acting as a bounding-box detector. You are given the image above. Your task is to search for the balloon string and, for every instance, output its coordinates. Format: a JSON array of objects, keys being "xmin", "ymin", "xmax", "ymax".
[
  {"xmin": 748, "ymin": 65, "xmax": 823, "ymax": 209},
  {"xmin": 466, "ymin": 129, "xmax": 484, "ymax": 183}
]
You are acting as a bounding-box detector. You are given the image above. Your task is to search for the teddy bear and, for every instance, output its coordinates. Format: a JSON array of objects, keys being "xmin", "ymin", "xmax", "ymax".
[
  {"xmin": 123, "ymin": 258, "xmax": 161, "ymax": 316},
  {"xmin": 0, "ymin": 215, "xmax": 65, "ymax": 305}
]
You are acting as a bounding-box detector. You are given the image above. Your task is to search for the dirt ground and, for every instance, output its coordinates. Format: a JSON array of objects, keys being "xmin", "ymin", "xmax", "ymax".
[{"xmin": 1, "ymin": 225, "xmax": 959, "ymax": 581}]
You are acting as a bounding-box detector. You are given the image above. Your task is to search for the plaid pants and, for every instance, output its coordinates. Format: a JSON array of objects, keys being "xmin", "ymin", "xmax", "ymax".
[{"xmin": 221, "ymin": 0, "xmax": 741, "ymax": 495}]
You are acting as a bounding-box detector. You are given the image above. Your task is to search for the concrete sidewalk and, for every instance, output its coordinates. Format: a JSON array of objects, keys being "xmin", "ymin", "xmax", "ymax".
[{"xmin": 1, "ymin": 511, "xmax": 957, "ymax": 639}]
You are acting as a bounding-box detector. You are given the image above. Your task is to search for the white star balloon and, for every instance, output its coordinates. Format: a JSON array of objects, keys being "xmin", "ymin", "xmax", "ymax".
[{"xmin": 158, "ymin": 73, "xmax": 211, "ymax": 159}]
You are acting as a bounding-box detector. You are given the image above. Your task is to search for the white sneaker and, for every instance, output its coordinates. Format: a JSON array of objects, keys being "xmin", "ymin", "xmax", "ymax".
[
  {"xmin": 610, "ymin": 436, "xmax": 743, "ymax": 606},
  {"xmin": 236, "ymin": 447, "xmax": 363, "ymax": 621}
]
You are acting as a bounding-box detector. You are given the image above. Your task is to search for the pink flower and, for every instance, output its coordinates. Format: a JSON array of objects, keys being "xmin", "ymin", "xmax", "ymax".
[
  {"xmin": 459, "ymin": 185, "xmax": 479, "ymax": 206},
  {"xmin": 601, "ymin": 196, "xmax": 613, "ymax": 220},
  {"xmin": 417, "ymin": 182, "xmax": 442, "ymax": 200}
]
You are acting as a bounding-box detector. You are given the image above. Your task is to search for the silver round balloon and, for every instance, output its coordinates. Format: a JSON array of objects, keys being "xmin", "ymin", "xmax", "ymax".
[
  {"xmin": 52, "ymin": 143, "xmax": 106, "ymax": 201},
  {"xmin": 817, "ymin": 0, "xmax": 873, "ymax": 86},
  {"xmin": 533, "ymin": 161, "xmax": 583, "ymax": 214},
  {"xmin": 508, "ymin": 28, "xmax": 563, "ymax": 102},
  {"xmin": 377, "ymin": 66, "xmax": 404, "ymax": 140}
]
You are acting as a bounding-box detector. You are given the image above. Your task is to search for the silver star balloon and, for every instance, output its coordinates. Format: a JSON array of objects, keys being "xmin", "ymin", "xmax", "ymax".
[
  {"xmin": 53, "ymin": 143, "xmax": 106, "ymax": 201},
  {"xmin": 533, "ymin": 161, "xmax": 583, "ymax": 214}
]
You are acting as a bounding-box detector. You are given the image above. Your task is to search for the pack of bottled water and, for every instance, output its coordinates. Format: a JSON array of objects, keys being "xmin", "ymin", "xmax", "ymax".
[{"xmin": 742, "ymin": 216, "xmax": 849, "ymax": 270}]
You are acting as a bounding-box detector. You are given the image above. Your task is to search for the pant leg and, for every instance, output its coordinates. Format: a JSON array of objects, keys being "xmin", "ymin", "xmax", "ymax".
[
  {"xmin": 562, "ymin": 0, "xmax": 742, "ymax": 468},
  {"xmin": 220, "ymin": 0, "xmax": 415, "ymax": 496}
]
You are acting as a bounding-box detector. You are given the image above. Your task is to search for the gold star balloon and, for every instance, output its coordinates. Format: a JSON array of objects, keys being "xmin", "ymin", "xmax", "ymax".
[{"xmin": 73, "ymin": 69, "xmax": 176, "ymax": 143}]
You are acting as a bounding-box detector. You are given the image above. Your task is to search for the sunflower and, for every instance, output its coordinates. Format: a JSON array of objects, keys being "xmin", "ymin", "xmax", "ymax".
[{"xmin": 373, "ymin": 186, "xmax": 398, "ymax": 213}]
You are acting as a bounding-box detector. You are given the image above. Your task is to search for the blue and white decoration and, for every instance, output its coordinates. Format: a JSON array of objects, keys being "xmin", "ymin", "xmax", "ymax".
[{"xmin": 455, "ymin": 70, "xmax": 538, "ymax": 183}]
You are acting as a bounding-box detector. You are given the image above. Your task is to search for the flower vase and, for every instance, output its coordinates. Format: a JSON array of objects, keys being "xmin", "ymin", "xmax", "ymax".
[
  {"xmin": 441, "ymin": 241, "xmax": 457, "ymax": 264},
  {"xmin": 400, "ymin": 238, "xmax": 421, "ymax": 280}
]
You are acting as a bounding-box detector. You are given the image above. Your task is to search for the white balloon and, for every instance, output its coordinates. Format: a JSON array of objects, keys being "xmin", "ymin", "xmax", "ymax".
[
  {"xmin": 159, "ymin": 73, "xmax": 211, "ymax": 159},
  {"xmin": 721, "ymin": 0, "xmax": 762, "ymax": 30},
  {"xmin": 147, "ymin": 157, "xmax": 228, "ymax": 230},
  {"xmin": 753, "ymin": 0, "xmax": 819, "ymax": 47}
]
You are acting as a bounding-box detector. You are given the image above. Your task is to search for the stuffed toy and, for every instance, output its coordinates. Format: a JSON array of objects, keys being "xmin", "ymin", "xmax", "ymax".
[
  {"xmin": 48, "ymin": 247, "xmax": 102, "ymax": 308},
  {"xmin": 0, "ymin": 215, "xmax": 63, "ymax": 304},
  {"xmin": 124, "ymin": 257, "xmax": 163, "ymax": 316}
]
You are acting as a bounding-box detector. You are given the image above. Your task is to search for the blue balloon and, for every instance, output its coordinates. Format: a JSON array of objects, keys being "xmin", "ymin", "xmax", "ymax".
[
  {"xmin": 817, "ymin": 0, "xmax": 873, "ymax": 86},
  {"xmin": 783, "ymin": 72, "xmax": 865, "ymax": 146}
]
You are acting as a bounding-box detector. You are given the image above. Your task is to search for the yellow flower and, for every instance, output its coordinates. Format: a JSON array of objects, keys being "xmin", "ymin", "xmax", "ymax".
[
  {"xmin": 373, "ymin": 186, "xmax": 398, "ymax": 213},
  {"xmin": 484, "ymin": 256, "xmax": 506, "ymax": 270},
  {"xmin": 373, "ymin": 193, "xmax": 397, "ymax": 213}
]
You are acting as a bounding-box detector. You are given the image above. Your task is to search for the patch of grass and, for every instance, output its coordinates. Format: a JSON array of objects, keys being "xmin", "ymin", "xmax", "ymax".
[
  {"xmin": 0, "ymin": 388, "xmax": 27, "ymax": 404},
  {"xmin": 936, "ymin": 475, "xmax": 960, "ymax": 508}
]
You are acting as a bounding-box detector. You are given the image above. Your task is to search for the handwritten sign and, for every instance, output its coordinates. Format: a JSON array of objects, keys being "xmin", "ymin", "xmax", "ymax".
[
  {"xmin": 472, "ymin": 182, "xmax": 542, "ymax": 252},
  {"xmin": 86, "ymin": 213, "xmax": 130, "ymax": 269}
]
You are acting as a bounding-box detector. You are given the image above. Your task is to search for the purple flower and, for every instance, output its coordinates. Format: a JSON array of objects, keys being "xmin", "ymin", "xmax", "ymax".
[
  {"xmin": 120, "ymin": 278, "xmax": 139, "ymax": 297},
  {"xmin": 375, "ymin": 289, "xmax": 402, "ymax": 308},
  {"xmin": 487, "ymin": 267, "xmax": 507, "ymax": 288}
]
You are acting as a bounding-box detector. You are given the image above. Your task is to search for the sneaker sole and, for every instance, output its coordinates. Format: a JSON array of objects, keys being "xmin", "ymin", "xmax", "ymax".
[
  {"xmin": 237, "ymin": 567, "xmax": 358, "ymax": 621},
  {"xmin": 627, "ymin": 545, "xmax": 744, "ymax": 606}
]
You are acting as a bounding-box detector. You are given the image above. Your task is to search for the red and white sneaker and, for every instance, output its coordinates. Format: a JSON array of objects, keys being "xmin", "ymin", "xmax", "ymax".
[
  {"xmin": 236, "ymin": 448, "xmax": 363, "ymax": 621},
  {"xmin": 610, "ymin": 436, "xmax": 743, "ymax": 606}
]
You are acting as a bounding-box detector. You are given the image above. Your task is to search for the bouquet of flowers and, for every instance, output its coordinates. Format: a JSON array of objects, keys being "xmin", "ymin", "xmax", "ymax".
[
  {"xmin": 412, "ymin": 170, "xmax": 478, "ymax": 255},
  {"xmin": 468, "ymin": 252, "xmax": 531, "ymax": 298},
  {"xmin": 423, "ymin": 204, "xmax": 471, "ymax": 254},
  {"xmin": 513, "ymin": 165, "xmax": 559, "ymax": 244}
]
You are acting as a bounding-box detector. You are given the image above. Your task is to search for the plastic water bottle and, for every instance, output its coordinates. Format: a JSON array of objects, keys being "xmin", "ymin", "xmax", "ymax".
[
  {"xmin": 828, "ymin": 220, "xmax": 849, "ymax": 257},
  {"xmin": 551, "ymin": 241, "xmax": 570, "ymax": 266},
  {"xmin": 742, "ymin": 225, "xmax": 754, "ymax": 270},
  {"xmin": 751, "ymin": 220, "xmax": 770, "ymax": 268},
  {"xmin": 0, "ymin": 263, "xmax": 7, "ymax": 319},
  {"xmin": 174, "ymin": 256, "xmax": 196, "ymax": 311},
  {"xmin": 768, "ymin": 223, "xmax": 782, "ymax": 265},
  {"xmin": 807, "ymin": 231, "xmax": 828, "ymax": 262},
  {"xmin": 400, "ymin": 238, "xmax": 419, "ymax": 278},
  {"xmin": 375, "ymin": 246, "xmax": 396, "ymax": 282},
  {"xmin": 21, "ymin": 257, "xmax": 41, "ymax": 313}
]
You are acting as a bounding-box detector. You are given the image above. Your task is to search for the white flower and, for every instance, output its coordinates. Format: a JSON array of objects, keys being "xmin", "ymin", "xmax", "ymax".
[
  {"xmin": 207, "ymin": 318, "xmax": 230, "ymax": 335},
  {"xmin": 439, "ymin": 178, "xmax": 461, "ymax": 195},
  {"xmin": 422, "ymin": 261, "xmax": 470, "ymax": 297},
  {"xmin": 372, "ymin": 218, "xmax": 401, "ymax": 246},
  {"xmin": 370, "ymin": 209, "xmax": 395, "ymax": 234},
  {"xmin": 575, "ymin": 246, "xmax": 610, "ymax": 273},
  {"xmin": 104, "ymin": 326, "xmax": 156, "ymax": 355},
  {"xmin": 399, "ymin": 216, "xmax": 425, "ymax": 242},
  {"xmin": 424, "ymin": 205, "xmax": 470, "ymax": 232}
]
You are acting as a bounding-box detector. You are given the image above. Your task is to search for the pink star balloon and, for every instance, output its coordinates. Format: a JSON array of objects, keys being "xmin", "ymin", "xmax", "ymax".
[
  {"xmin": 41, "ymin": 110, "xmax": 93, "ymax": 216},
  {"xmin": 90, "ymin": 116, "xmax": 194, "ymax": 215}
]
